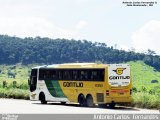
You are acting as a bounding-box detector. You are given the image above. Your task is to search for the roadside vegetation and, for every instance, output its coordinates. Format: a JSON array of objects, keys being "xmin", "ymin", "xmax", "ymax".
[
  {"xmin": 0, "ymin": 61, "xmax": 160, "ymax": 108},
  {"xmin": 128, "ymin": 61, "xmax": 160, "ymax": 109},
  {"xmin": 0, "ymin": 64, "xmax": 32, "ymax": 99}
]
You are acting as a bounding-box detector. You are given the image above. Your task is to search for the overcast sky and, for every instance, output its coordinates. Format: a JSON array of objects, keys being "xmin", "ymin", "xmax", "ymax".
[{"xmin": 0, "ymin": 0, "xmax": 160, "ymax": 54}]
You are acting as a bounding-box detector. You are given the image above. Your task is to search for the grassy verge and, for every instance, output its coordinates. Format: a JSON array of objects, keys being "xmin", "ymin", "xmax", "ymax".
[
  {"xmin": 0, "ymin": 64, "xmax": 31, "ymax": 100},
  {"xmin": 0, "ymin": 88, "xmax": 29, "ymax": 99},
  {"xmin": 131, "ymin": 92, "xmax": 160, "ymax": 109}
]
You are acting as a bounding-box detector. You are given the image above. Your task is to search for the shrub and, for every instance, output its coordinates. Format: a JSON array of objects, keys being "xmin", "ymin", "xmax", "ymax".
[
  {"xmin": 0, "ymin": 88, "xmax": 29, "ymax": 99},
  {"xmin": 132, "ymin": 87, "xmax": 137, "ymax": 93},
  {"xmin": 131, "ymin": 92, "xmax": 160, "ymax": 109},
  {"xmin": 3, "ymin": 81, "xmax": 7, "ymax": 88},
  {"xmin": 141, "ymin": 86, "xmax": 147, "ymax": 93},
  {"xmin": 149, "ymin": 89, "xmax": 155, "ymax": 95}
]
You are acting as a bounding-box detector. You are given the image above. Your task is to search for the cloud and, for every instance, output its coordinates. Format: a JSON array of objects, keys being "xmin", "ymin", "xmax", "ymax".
[
  {"xmin": 75, "ymin": 20, "xmax": 88, "ymax": 30},
  {"xmin": 0, "ymin": 0, "xmax": 81, "ymax": 39},
  {"xmin": 132, "ymin": 20, "xmax": 160, "ymax": 54},
  {"xmin": 74, "ymin": 0, "xmax": 90, "ymax": 4},
  {"xmin": 0, "ymin": 17, "xmax": 78, "ymax": 39}
]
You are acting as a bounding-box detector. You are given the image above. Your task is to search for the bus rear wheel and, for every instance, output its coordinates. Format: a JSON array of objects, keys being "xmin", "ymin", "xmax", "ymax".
[
  {"xmin": 98, "ymin": 104, "xmax": 106, "ymax": 108},
  {"xmin": 78, "ymin": 94, "xmax": 86, "ymax": 106},
  {"xmin": 86, "ymin": 95, "xmax": 94, "ymax": 107},
  {"xmin": 109, "ymin": 103, "xmax": 116, "ymax": 108}
]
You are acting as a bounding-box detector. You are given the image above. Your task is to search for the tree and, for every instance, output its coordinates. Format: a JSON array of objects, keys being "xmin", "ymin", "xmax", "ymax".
[
  {"xmin": 147, "ymin": 49, "xmax": 156, "ymax": 56},
  {"xmin": 0, "ymin": 35, "xmax": 160, "ymax": 71}
]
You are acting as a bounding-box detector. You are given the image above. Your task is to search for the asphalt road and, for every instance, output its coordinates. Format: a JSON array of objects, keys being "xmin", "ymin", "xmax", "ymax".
[{"xmin": 0, "ymin": 99, "xmax": 159, "ymax": 114}]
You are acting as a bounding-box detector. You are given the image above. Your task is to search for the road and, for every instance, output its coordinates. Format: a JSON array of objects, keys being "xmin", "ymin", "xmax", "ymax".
[{"xmin": 0, "ymin": 99, "xmax": 159, "ymax": 114}]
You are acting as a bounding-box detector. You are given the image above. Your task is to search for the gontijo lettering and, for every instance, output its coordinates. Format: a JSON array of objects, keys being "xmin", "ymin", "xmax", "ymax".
[
  {"xmin": 63, "ymin": 82, "xmax": 83, "ymax": 87},
  {"xmin": 109, "ymin": 76, "xmax": 130, "ymax": 80}
]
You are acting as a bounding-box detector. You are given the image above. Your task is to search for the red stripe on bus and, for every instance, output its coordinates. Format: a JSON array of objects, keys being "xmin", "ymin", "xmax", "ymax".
[{"xmin": 110, "ymin": 90, "xmax": 128, "ymax": 93}]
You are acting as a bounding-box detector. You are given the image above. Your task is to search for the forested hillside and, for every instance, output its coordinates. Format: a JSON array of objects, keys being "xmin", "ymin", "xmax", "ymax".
[{"xmin": 0, "ymin": 35, "xmax": 160, "ymax": 71}]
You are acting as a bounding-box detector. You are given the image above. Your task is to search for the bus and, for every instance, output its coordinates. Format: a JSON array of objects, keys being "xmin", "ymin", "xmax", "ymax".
[{"xmin": 28, "ymin": 63, "xmax": 132, "ymax": 107}]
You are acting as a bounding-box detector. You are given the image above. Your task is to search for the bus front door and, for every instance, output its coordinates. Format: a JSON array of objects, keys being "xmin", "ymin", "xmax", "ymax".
[{"xmin": 29, "ymin": 69, "xmax": 37, "ymax": 92}]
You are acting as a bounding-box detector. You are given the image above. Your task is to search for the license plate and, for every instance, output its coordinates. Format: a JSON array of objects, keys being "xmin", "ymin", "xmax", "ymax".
[{"xmin": 119, "ymin": 92, "xmax": 124, "ymax": 95}]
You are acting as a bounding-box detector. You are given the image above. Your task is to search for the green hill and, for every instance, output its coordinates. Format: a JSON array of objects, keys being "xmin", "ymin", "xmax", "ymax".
[
  {"xmin": 1, "ymin": 35, "xmax": 160, "ymax": 71},
  {"xmin": 129, "ymin": 61, "xmax": 160, "ymax": 90}
]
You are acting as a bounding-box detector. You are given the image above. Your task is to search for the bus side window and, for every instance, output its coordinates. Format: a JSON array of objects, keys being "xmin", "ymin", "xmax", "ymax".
[
  {"xmin": 99, "ymin": 69, "xmax": 104, "ymax": 81},
  {"xmin": 91, "ymin": 70, "xmax": 97, "ymax": 80},
  {"xmin": 72, "ymin": 70, "xmax": 78, "ymax": 80},
  {"xmin": 57, "ymin": 70, "xmax": 62, "ymax": 80},
  {"xmin": 80, "ymin": 70, "xmax": 84, "ymax": 80},
  {"xmin": 64, "ymin": 70, "xmax": 67, "ymax": 80},
  {"xmin": 87, "ymin": 70, "xmax": 92, "ymax": 80},
  {"xmin": 48, "ymin": 70, "xmax": 51, "ymax": 79},
  {"xmin": 63, "ymin": 70, "xmax": 72, "ymax": 80},
  {"xmin": 84, "ymin": 70, "xmax": 88, "ymax": 80},
  {"xmin": 68, "ymin": 70, "xmax": 72, "ymax": 80},
  {"xmin": 50, "ymin": 69, "xmax": 56, "ymax": 79},
  {"xmin": 79, "ymin": 70, "xmax": 88, "ymax": 80}
]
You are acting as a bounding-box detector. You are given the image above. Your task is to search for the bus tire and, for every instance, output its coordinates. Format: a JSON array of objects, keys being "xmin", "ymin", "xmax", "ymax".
[
  {"xmin": 39, "ymin": 92, "xmax": 47, "ymax": 104},
  {"xmin": 86, "ymin": 95, "xmax": 94, "ymax": 107},
  {"xmin": 78, "ymin": 94, "xmax": 86, "ymax": 106},
  {"xmin": 98, "ymin": 104, "xmax": 106, "ymax": 108},
  {"xmin": 109, "ymin": 103, "xmax": 116, "ymax": 108},
  {"xmin": 61, "ymin": 102, "xmax": 66, "ymax": 105}
]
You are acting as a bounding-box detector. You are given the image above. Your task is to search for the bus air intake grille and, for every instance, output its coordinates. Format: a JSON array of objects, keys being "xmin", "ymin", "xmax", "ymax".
[{"xmin": 96, "ymin": 93, "xmax": 104, "ymax": 102}]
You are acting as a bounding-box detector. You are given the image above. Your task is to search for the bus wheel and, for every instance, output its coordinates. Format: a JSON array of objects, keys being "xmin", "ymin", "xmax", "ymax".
[
  {"xmin": 98, "ymin": 104, "xmax": 106, "ymax": 108},
  {"xmin": 109, "ymin": 103, "xmax": 116, "ymax": 108},
  {"xmin": 86, "ymin": 95, "xmax": 94, "ymax": 107},
  {"xmin": 39, "ymin": 93, "xmax": 47, "ymax": 104},
  {"xmin": 61, "ymin": 102, "xmax": 66, "ymax": 105},
  {"xmin": 78, "ymin": 94, "xmax": 86, "ymax": 106}
]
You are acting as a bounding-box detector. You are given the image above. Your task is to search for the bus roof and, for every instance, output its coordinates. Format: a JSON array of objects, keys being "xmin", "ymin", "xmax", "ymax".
[{"xmin": 32, "ymin": 63, "xmax": 108, "ymax": 69}]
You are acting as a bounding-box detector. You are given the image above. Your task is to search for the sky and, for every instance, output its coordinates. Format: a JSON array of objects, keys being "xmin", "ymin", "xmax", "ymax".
[{"xmin": 0, "ymin": 0, "xmax": 160, "ymax": 54}]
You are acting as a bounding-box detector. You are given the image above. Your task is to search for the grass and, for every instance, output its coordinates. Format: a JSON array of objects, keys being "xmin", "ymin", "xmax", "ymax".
[
  {"xmin": 128, "ymin": 61, "xmax": 160, "ymax": 109},
  {"xmin": 0, "ymin": 63, "xmax": 33, "ymax": 99},
  {"xmin": 0, "ymin": 61, "xmax": 160, "ymax": 109},
  {"xmin": 131, "ymin": 92, "xmax": 160, "ymax": 109},
  {"xmin": 0, "ymin": 87, "xmax": 29, "ymax": 99},
  {"xmin": 128, "ymin": 61, "xmax": 160, "ymax": 90}
]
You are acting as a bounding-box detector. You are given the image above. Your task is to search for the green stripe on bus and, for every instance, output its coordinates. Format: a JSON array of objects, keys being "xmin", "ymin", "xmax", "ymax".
[
  {"xmin": 45, "ymin": 80, "xmax": 66, "ymax": 98},
  {"xmin": 52, "ymin": 81, "xmax": 66, "ymax": 98},
  {"xmin": 45, "ymin": 80, "xmax": 58, "ymax": 97}
]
